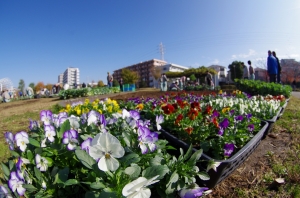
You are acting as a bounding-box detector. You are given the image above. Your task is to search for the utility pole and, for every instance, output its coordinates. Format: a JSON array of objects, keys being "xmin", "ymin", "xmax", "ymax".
[{"xmin": 159, "ymin": 42, "xmax": 165, "ymax": 61}]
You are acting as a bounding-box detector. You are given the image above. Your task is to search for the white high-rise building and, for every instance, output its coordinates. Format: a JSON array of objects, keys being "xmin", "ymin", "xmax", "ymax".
[
  {"xmin": 58, "ymin": 73, "xmax": 63, "ymax": 84},
  {"xmin": 62, "ymin": 67, "xmax": 80, "ymax": 87}
]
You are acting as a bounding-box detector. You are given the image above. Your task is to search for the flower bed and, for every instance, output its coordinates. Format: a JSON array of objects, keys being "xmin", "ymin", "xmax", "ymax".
[
  {"xmin": 1, "ymin": 99, "xmax": 212, "ymax": 198},
  {"xmin": 159, "ymin": 121, "xmax": 268, "ymax": 188}
]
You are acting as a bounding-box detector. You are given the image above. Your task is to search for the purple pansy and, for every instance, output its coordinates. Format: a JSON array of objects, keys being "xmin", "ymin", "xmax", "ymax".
[
  {"xmin": 218, "ymin": 128, "xmax": 224, "ymax": 136},
  {"xmin": 28, "ymin": 119, "xmax": 39, "ymax": 131},
  {"xmin": 246, "ymin": 113, "xmax": 252, "ymax": 121},
  {"xmin": 62, "ymin": 129, "xmax": 79, "ymax": 150},
  {"xmin": 0, "ymin": 185, "xmax": 11, "ymax": 198},
  {"xmin": 179, "ymin": 187, "xmax": 209, "ymax": 198},
  {"xmin": 138, "ymin": 126, "xmax": 158, "ymax": 154},
  {"xmin": 212, "ymin": 110, "xmax": 220, "ymax": 118},
  {"xmin": 235, "ymin": 115, "xmax": 244, "ymax": 122},
  {"xmin": 8, "ymin": 171, "xmax": 26, "ymax": 196},
  {"xmin": 129, "ymin": 110, "xmax": 140, "ymax": 121},
  {"xmin": 247, "ymin": 124, "xmax": 254, "ymax": 132},
  {"xmin": 40, "ymin": 110, "xmax": 53, "ymax": 125},
  {"xmin": 219, "ymin": 118, "xmax": 229, "ymax": 129},
  {"xmin": 53, "ymin": 112, "xmax": 68, "ymax": 127},
  {"xmin": 5, "ymin": 132, "xmax": 14, "ymax": 150},
  {"xmin": 224, "ymin": 143, "xmax": 235, "ymax": 157},
  {"xmin": 81, "ymin": 137, "xmax": 92, "ymax": 153}
]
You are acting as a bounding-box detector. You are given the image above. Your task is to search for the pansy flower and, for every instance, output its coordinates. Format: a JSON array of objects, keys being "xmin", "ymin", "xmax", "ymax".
[
  {"xmin": 8, "ymin": 172, "xmax": 25, "ymax": 196},
  {"xmin": 224, "ymin": 143, "xmax": 235, "ymax": 157},
  {"xmin": 35, "ymin": 154, "xmax": 49, "ymax": 172},
  {"xmin": 122, "ymin": 175, "xmax": 160, "ymax": 198},
  {"xmin": 248, "ymin": 124, "xmax": 254, "ymax": 132},
  {"xmin": 5, "ymin": 132, "xmax": 14, "ymax": 150},
  {"xmin": 40, "ymin": 110, "xmax": 53, "ymax": 125},
  {"xmin": 44, "ymin": 125, "xmax": 56, "ymax": 142},
  {"xmin": 187, "ymin": 108, "xmax": 198, "ymax": 120},
  {"xmin": 81, "ymin": 137, "xmax": 92, "ymax": 153},
  {"xmin": 161, "ymin": 104, "xmax": 175, "ymax": 115},
  {"xmin": 155, "ymin": 115, "xmax": 164, "ymax": 131},
  {"xmin": 62, "ymin": 130, "xmax": 79, "ymax": 150},
  {"xmin": 89, "ymin": 133, "xmax": 125, "ymax": 172},
  {"xmin": 14, "ymin": 132, "xmax": 29, "ymax": 152},
  {"xmin": 28, "ymin": 119, "xmax": 39, "ymax": 131}
]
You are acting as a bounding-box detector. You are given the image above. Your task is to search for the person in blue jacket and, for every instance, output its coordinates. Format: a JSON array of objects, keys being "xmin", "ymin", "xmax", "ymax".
[{"xmin": 267, "ymin": 50, "xmax": 278, "ymax": 83}]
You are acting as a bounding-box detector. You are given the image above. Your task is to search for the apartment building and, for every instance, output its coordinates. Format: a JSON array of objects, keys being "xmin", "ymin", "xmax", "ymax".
[
  {"xmin": 59, "ymin": 67, "xmax": 80, "ymax": 88},
  {"xmin": 58, "ymin": 73, "xmax": 63, "ymax": 84},
  {"xmin": 113, "ymin": 59, "xmax": 167, "ymax": 87}
]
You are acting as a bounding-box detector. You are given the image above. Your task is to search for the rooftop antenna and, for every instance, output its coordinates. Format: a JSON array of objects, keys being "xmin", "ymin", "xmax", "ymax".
[{"xmin": 159, "ymin": 42, "xmax": 165, "ymax": 61}]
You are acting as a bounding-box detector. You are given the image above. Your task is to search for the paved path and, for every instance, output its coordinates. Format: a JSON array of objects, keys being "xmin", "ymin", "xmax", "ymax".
[{"xmin": 291, "ymin": 91, "xmax": 300, "ymax": 99}]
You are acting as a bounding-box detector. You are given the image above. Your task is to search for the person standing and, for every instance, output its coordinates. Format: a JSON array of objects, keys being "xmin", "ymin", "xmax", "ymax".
[
  {"xmin": 160, "ymin": 73, "xmax": 168, "ymax": 91},
  {"xmin": 248, "ymin": 60, "xmax": 255, "ymax": 80},
  {"xmin": 107, "ymin": 72, "xmax": 113, "ymax": 88},
  {"xmin": 242, "ymin": 62, "xmax": 249, "ymax": 79},
  {"xmin": 267, "ymin": 50, "xmax": 278, "ymax": 83},
  {"xmin": 206, "ymin": 71, "xmax": 213, "ymax": 86},
  {"xmin": 272, "ymin": 51, "xmax": 281, "ymax": 83},
  {"xmin": 118, "ymin": 77, "xmax": 123, "ymax": 92}
]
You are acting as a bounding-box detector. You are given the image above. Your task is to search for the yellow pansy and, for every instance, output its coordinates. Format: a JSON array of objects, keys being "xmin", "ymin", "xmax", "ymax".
[
  {"xmin": 222, "ymin": 107, "xmax": 230, "ymax": 114},
  {"xmin": 136, "ymin": 103, "xmax": 144, "ymax": 110}
]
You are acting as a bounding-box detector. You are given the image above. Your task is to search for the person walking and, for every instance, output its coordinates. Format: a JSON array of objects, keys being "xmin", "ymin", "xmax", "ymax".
[
  {"xmin": 107, "ymin": 72, "xmax": 113, "ymax": 88},
  {"xmin": 242, "ymin": 62, "xmax": 249, "ymax": 79},
  {"xmin": 118, "ymin": 77, "xmax": 123, "ymax": 92},
  {"xmin": 272, "ymin": 51, "xmax": 281, "ymax": 83},
  {"xmin": 267, "ymin": 50, "xmax": 278, "ymax": 83},
  {"xmin": 248, "ymin": 60, "xmax": 255, "ymax": 80}
]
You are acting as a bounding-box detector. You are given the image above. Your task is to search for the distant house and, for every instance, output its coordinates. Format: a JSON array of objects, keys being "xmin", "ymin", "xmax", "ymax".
[{"xmin": 207, "ymin": 65, "xmax": 227, "ymax": 86}]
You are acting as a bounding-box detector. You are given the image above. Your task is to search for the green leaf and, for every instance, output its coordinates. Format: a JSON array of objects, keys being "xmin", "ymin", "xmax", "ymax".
[
  {"xmin": 124, "ymin": 165, "xmax": 141, "ymax": 179},
  {"xmin": 64, "ymin": 179, "xmax": 79, "ymax": 186},
  {"xmin": 75, "ymin": 149, "xmax": 96, "ymax": 169},
  {"xmin": 10, "ymin": 150, "xmax": 20, "ymax": 157},
  {"xmin": 58, "ymin": 119, "xmax": 71, "ymax": 138},
  {"xmin": 165, "ymin": 171, "xmax": 178, "ymax": 195},
  {"xmin": 27, "ymin": 150, "xmax": 34, "ymax": 161},
  {"xmin": 150, "ymin": 156, "xmax": 165, "ymax": 166},
  {"xmin": 120, "ymin": 153, "xmax": 140, "ymax": 166},
  {"xmin": 90, "ymin": 181, "xmax": 106, "ymax": 189},
  {"xmin": 182, "ymin": 144, "xmax": 193, "ymax": 162},
  {"xmin": 23, "ymin": 184, "xmax": 38, "ymax": 193},
  {"xmin": 188, "ymin": 149, "xmax": 203, "ymax": 164},
  {"xmin": 85, "ymin": 191, "xmax": 100, "ymax": 198},
  {"xmin": 1, "ymin": 163, "xmax": 10, "ymax": 177},
  {"xmin": 34, "ymin": 167, "xmax": 42, "ymax": 181},
  {"xmin": 53, "ymin": 167, "xmax": 69, "ymax": 184},
  {"xmin": 29, "ymin": 137, "xmax": 41, "ymax": 147},
  {"xmin": 167, "ymin": 171, "xmax": 179, "ymax": 185},
  {"xmin": 198, "ymin": 171, "xmax": 210, "ymax": 181},
  {"xmin": 142, "ymin": 165, "xmax": 169, "ymax": 180},
  {"xmin": 9, "ymin": 160, "xmax": 14, "ymax": 171},
  {"xmin": 98, "ymin": 191, "xmax": 117, "ymax": 198}
]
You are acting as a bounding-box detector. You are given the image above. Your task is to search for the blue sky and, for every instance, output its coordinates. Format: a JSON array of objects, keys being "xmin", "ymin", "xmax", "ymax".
[{"xmin": 1, "ymin": 0, "xmax": 300, "ymax": 88}]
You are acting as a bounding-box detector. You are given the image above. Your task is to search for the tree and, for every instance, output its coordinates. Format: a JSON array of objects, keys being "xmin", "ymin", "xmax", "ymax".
[
  {"xmin": 34, "ymin": 82, "xmax": 45, "ymax": 93},
  {"xmin": 29, "ymin": 82, "xmax": 35, "ymax": 91},
  {"xmin": 150, "ymin": 66, "xmax": 161, "ymax": 88},
  {"xmin": 121, "ymin": 69, "xmax": 139, "ymax": 84},
  {"xmin": 45, "ymin": 84, "xmax": 52, "ymax": 91},
  {"xmin": 189, "ymin": 74, "xmax": 196, "ymax": 81},
  {"xmin": 98, "ymin": 80, "xmax": 105, "ymax": 87},
  {"xmin": 228, "ymin": 61, "xmax": 243, "ymax": 81},
  {"xmin": 18, "ymin": 79, "xmax": 25, "ymax": 92}
]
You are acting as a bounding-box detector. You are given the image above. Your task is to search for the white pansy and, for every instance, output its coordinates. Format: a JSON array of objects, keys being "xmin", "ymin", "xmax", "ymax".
[
  {"xmin": 122, "ymin": 175, "xmax": 160, "ymax": 198},
  {"xmin": 35, "ymin": 154, "xmax": 49, "ymax": 172},
  {"xmin": 89, "ymin": 133, "xmax": 125, "ymax": 172}
]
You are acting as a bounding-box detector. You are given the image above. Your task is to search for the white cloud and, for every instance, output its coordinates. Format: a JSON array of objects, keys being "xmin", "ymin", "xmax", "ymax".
[{"xmin": 231, "ymin": 49, "xmax": 257, "ymax": 59}]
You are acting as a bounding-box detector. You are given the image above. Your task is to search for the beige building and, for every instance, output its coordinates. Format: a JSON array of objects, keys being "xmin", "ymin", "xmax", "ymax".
[{"xmin": 113, "ymin": 59, "xmax": 167, "ymax": 87}]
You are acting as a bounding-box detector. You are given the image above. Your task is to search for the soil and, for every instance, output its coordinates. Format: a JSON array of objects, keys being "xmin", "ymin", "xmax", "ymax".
[{"xmin": 0, "ymin": 90, "xmax": 291, "ymax": 197}]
